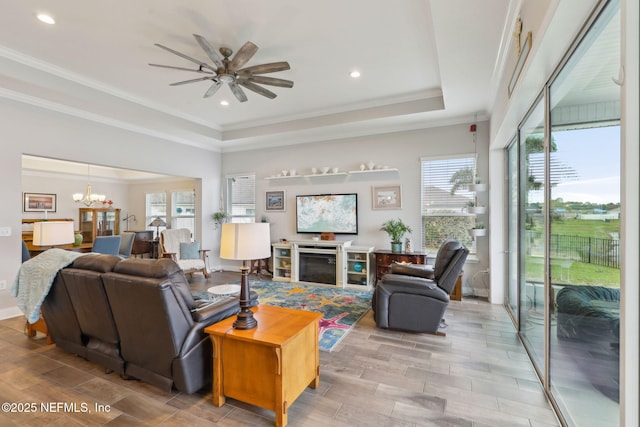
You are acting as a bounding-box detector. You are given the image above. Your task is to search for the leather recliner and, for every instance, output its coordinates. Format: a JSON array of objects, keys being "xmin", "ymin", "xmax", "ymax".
[
  {"xmin": 101, "ymin": 258, "xmax": 240, "ymax": 394},
  {"xmin": 61, "ymin": 254, "xmax": 123, "ymax": 373},
  {"xmin": 40, "ymin": 269, "xmax": 87, "ymax": 358},
  {"xmin": 372, "ymin": 238, "xmax": 469, "ymax": 334}
]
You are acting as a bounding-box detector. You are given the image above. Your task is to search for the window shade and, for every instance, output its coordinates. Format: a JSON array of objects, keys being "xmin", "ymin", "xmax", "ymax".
[
  {"xmin": 421, "ymin": 155, "xmax": 476, "ymax": 253},
  {"xmin": 228, "ymin": 174, "xmax": 256, "ymax": 222},
  {"xmin": 421, "ymin": 156, "xmax": 476, "ymax": 214}
]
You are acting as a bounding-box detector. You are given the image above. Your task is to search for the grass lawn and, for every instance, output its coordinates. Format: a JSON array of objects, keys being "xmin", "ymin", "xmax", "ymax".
[
  {"xmin": 524, "ymin": 218, "xmax": 620, "ymax": 286},
  {"xmin": 550, "ymin": 218, "xmax": 619, "ymax": 238},
  {"xmin": 525, "ymin": 256, "xmax": 620, "ymax": 287}
]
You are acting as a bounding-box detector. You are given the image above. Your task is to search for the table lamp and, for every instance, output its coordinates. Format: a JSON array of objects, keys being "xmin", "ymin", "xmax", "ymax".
[
  {"xmin": 219, "ymin": 222, "xmax": 271, "ymax": 329},
  {"xmin": 148, "ymin": 216, "xmax": 167, "ymax": 239},
  {"xmin": 32, "ymin": 221, "xmax": 75, "ymax": 248}
]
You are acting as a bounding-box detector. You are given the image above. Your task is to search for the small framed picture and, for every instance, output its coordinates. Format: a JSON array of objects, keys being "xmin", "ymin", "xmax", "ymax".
[
  {"xmin": 23, "ymin": 192, "xmax": 57, "ymax": 213},
  {"xmin": 372, "ymin": 185, "xmax": 402, "ymax": 210},
  {"xmin": 266, "ymin": 190, "xmax": 286, "ymax": 211}
]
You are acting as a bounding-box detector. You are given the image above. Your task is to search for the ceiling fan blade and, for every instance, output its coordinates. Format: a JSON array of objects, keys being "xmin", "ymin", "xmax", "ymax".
[
  {"xmin": 154, "ymin": 43, "xmax": 216, "ymax": 73},
  {"xmin": 238, "ymin": 80, "xmax": 277, "ymax": 99},
  {"xmin": 192, "ymin": 34, "xmax": 223, "ymax": 71},
  {"xmin": 149, "ymin": 63, "xmax": 214, "ymax": 74},
  {"xmin": 169, "ymin": 76, "xmax": 216, "ymax": 86},
  {"xmin": 239, "ymin": 75, "xmax": 293, "ymax": 88},
  {"xmin": 203, "ymin": 81, "xmax": 222, "ymax": 98},
  {"xmin": 237, "ymin": 61, "xmax": 290, "ymax": 75},
  {"xmin": 229, "ymin": 41, "xmax": 259, "ymax": 70},
  {"xmin": 228, "ymin": 81, "xmax": 248, "ymax": 102}
]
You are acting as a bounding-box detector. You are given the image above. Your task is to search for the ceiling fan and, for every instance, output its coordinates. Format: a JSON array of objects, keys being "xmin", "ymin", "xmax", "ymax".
[{"xmin": 149, "ymin": 34, "xmax": 293, "ymax": 102}]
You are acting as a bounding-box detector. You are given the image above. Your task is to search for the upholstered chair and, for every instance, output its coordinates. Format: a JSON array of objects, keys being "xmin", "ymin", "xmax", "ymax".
[
  {"xmin": 92, "ymin": 235, "xmax": 122, "ymax": 255},
  {"xmin": 372, "ymin": 238, "xmax": 469, "ymax": 335},
  {"xmin": 159, "ymin": 228, "xmax": 210, "ymax": 277},
  {"xmin": 118, "ymin": 232, "xmax": 136, "ymax": 258}
]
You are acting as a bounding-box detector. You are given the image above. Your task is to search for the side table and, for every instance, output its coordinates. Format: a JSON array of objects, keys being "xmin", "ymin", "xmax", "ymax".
[
  {"xmin": 204, "ymin": 305, "xmax": 322, "ymax": 427},
  {"xmin": 373, "ymin": 250, "xmax": 431, "ymax": 284}
]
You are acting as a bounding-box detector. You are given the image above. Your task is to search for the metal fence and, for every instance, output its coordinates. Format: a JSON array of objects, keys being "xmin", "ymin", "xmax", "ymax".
[{"xmin": 549, "ymin": 234, "xmax": 620, "ymax": 269}]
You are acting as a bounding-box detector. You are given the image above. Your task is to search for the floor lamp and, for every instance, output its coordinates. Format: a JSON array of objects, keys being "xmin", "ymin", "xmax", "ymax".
[{"xmin": 219, "ymin": 223, "xmax": 271, "ymax": 330}]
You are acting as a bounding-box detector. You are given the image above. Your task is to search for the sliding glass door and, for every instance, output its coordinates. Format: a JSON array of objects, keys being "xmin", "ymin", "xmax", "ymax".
[
  {"xmin": 507, "ymin": 1, "xmax": 621, "ymax": 425},
  {"xmin": 518, "ymin": 98, "xmax": 546, "ymax": 374},
  {"xmin": 547, "ymin": 1, "xmax": 620, "ymax": 424}
]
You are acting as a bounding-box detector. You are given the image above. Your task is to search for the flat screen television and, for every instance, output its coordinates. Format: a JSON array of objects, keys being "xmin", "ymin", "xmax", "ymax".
[{"xmin": 296, "ymin": 193, "xmax": 358, "ymax": 234}]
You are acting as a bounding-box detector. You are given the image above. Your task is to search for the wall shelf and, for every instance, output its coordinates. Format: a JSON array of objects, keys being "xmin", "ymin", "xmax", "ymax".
[
  {"xmin": 264, "ymin": 175, "xmax": 304, "ymax": 180},
  {"xmin": 265, "ymin": 165, "xmax": 398, "ymax": 180},
  {"xmin": 348, "ymin": 168, "xmax": 398, "ymax": 174},
  {"xmin": 303, "ymin": 172, "xmax": 348, "ymax": 178}
]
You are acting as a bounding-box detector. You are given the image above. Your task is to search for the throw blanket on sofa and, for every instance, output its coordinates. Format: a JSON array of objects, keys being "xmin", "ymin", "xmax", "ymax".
[{"xmin": 11, "ymin": 248, "xmax": 86, "ymax": 323}]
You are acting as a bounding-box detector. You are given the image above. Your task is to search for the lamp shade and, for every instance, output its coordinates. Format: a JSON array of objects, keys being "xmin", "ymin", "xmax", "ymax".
[
  {"xmin": 32, "ymin": 221, "xmax": 75, "ymax": 246},
  {"xmin": 148, "ymin": 216, "xmax": 167, "ymax": 227},
  {"xmin": 220, "ymin": 223, "xmax": 271, "ymax": 260}
]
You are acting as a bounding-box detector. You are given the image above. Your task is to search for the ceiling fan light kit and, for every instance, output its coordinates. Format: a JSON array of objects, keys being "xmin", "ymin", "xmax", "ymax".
[{"xmin": 150, "ymin": 34, "xmax": 293, "ymax": 103}]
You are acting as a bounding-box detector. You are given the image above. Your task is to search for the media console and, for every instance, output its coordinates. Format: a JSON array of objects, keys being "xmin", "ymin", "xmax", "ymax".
[{"xmin": 272, "ymin": 240, "xmax": 374, "ymax": 289}]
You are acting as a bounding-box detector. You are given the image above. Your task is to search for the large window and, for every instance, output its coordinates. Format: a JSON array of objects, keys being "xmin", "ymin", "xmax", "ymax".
[
  {"xmin": 146, "ymin": 190, "xmax": 196, "ymax": 237},
  {"xmin": 145, "ymin": 192, "xmax": 166, "ymax": 238},
  {"xmin": 421, "ymin": 155, "xmax": 476, "ymax": 253},
  {"xmin": 226, "ymin": 174, "xmax": 256, "ymax": 223},
  {"xmin": 171, "ymin": 191, "xmax": 195, "ymax": 233}
]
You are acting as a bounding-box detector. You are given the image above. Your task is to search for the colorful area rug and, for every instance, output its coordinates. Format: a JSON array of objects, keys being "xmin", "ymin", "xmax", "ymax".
[{"xmin": 196, "ymin": 280, "xmax": 372, "ymax": 352}]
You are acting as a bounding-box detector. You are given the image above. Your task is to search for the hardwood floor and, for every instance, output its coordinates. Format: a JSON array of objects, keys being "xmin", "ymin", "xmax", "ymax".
[{"xmin": 0, "ymin": 271, "xmax": 559, "ymax": 426}]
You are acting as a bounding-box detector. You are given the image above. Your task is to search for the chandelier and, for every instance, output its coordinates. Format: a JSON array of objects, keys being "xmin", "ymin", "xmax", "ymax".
[{"xmin": 73, "ymin": 164, "xmax": 106, "ymax": 207}]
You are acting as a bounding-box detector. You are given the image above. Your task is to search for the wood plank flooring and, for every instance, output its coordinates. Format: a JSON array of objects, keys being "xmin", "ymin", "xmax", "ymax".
[{"xmin": 0, "ymin": 271, "xmax": 560, "ymax": 426}]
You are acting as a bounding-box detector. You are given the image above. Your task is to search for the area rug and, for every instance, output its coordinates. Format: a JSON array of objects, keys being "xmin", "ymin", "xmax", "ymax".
[{"xmin": 195, "ymin": 280, "xmax": 372, "ymax": 352}]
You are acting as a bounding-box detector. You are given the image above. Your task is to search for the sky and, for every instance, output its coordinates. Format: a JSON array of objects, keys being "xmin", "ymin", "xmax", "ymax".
[{"xmin": 530, "ymin": 126, "xmax": 620, "ymax": 205}]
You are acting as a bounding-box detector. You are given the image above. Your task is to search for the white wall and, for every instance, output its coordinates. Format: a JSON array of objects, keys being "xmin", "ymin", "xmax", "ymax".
[
  {"xmin": 0, "ymin": 98, "xmax": 222, "ymax": 317},
  {"xmin": 21, "ymin": 171, "xmax": 129, "ymax": 226},
  {"xmin": 221, "ymin": 121, "xmax": 491, "ymax": 296}
]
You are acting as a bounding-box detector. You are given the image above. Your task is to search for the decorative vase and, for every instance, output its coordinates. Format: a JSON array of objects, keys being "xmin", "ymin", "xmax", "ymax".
[
  {"xmin": 405, "ymin": 238, "xmax": 412, "ymax": 252},
  {"xmin": 74, "ymin": 232, "xmax": 83, "ymax": 246},
  {"xmin": 391, "ymin": 242, "xmax": 403, "ymax": 253}
]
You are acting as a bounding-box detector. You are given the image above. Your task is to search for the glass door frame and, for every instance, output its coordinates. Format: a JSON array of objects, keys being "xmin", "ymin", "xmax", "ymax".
[{"xmin": 505, "ymin": 136, "xmax": 519, "ymax": 329}]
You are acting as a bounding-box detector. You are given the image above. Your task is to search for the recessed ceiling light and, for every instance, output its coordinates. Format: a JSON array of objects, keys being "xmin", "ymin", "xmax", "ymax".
[
  {"xmin": 350, "ymin": 70, "xmax": 361, "ymax": 79},
  {"xmin": 36, "ymin": 13, "xmax": 55, "ymax": 25},
  {"xmin": 220, "ymin": 100, "xmax": 229, "ymax": 106}
]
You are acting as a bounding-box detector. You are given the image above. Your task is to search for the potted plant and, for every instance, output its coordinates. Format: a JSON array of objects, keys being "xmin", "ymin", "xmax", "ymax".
[
  {"xmin": 380, "ymin": 218, "xmax": 412, "ymax": 253},
  {"xmin": 467, "ymin": 178, "xmax": 487, "ymax": 192},
  {"xmin": 467, "ymin": 200, "xmax": 486, "ymax": 214},
  {"xmin": 469, "ymin": 222, "xmax": 486, "ymax": 237},
  {"xmin": 212, "ymin": 211, "xmax": 230, "ymax": 229}
]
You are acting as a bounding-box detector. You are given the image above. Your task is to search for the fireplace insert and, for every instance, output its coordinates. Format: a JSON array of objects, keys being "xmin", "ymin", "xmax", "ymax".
[{"xmin": 298, "ymin": 252, "xmax": 337, "ymax": 285}]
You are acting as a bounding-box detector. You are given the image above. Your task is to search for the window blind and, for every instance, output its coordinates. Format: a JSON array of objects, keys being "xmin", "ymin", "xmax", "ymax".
[
  {"xmin": 227, "ymin": 174, "xmax": 256, "ymax": 222},
  {"xmin": 421, "ymin": 155, "xmax": 476, "ymax": 252}
]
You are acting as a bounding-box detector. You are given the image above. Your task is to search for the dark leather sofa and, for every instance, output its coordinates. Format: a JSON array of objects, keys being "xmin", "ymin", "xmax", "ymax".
[{"xmin": 40, "ymin": 254, "xmax": 242, "ymax": 394}]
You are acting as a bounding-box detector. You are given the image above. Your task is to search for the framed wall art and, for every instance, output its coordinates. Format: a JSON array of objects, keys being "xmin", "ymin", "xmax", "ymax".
[
  {"xmin": 266, "ymin": 190, "xmax": 286, "ymax": 212},
  {"xmin": 372, "ymin": 185, "xmax": 402, "ymax": 210},
  {"xmin": 23, "ymin": 192, "xmax": 57, "ymax": 212}
]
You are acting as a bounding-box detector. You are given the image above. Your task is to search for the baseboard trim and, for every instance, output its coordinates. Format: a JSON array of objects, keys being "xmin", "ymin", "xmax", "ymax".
[{"xmin": 0, "ymin": 306, "xmax": 23, "ymax": 320}]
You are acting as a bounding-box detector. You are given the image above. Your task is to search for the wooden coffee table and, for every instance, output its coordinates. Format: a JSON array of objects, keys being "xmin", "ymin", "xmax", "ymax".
[{"xmin": 204, "ymin": 305, "xmax": 322, "ymax": 427}]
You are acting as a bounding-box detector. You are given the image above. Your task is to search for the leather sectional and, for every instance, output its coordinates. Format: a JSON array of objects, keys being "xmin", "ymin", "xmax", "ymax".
[{"xmin": 40, "ymin": 254, "xmax": 243, "ymax": 393}]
